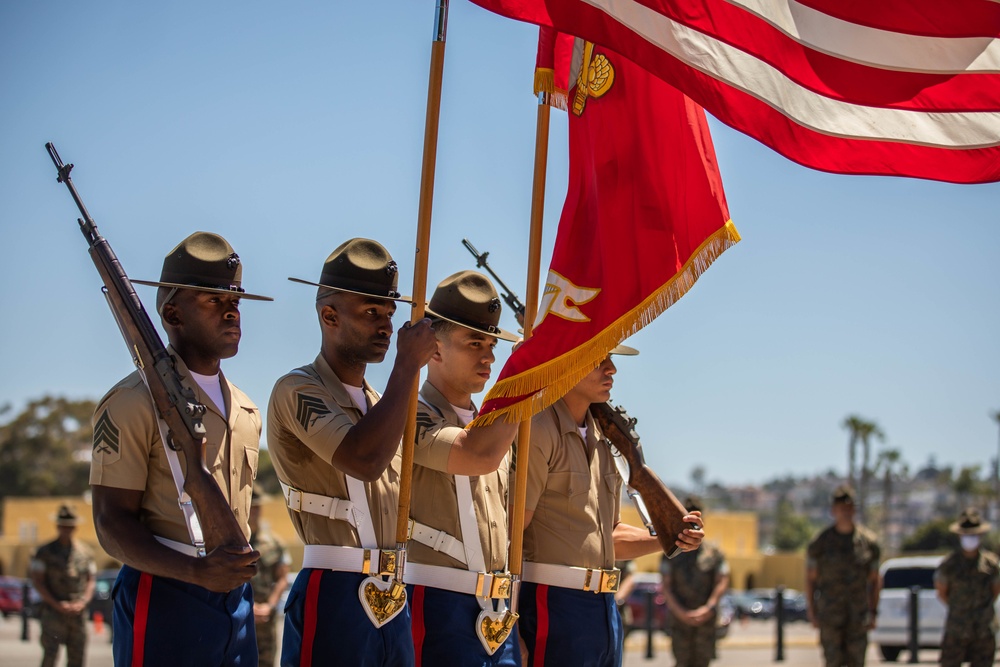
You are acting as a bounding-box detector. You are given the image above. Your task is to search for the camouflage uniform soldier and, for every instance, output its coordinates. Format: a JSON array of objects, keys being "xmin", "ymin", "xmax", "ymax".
[
  {"xmin": 30, "ymin": 505, "xmax": 97, "ymax": 667},
  {"xmin": 934, "ymin": 507, "xmax": 1000, "ymax": 667},
  {"xmin": 661, "ymin": 497, "xmax": 730, "ymax": 667},
  {"xmin": 806, "ymin": 485, "xmax": 881, "ymax": 667},
  {"xmin": 249, "ymin": 487, "xmax": 290, "ymax": 667}
]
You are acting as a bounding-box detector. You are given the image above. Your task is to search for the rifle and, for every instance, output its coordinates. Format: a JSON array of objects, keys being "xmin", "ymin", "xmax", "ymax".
[
  {"xmin": 45, "ymin": 142, "xmax": 252, "ymax": 556},
  {"xmin": 591, "ymin": 401, "xmax": 697, "ymax": 559},
  {"xmin": 461, "ymin": 239, "xmax": 526, "ymax": 326}
]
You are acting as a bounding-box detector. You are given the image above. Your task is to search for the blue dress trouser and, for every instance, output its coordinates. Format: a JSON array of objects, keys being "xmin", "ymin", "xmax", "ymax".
[
  {"xmin": 112, "ymin": 564, "xmax": 257, "ymax": 667},
  {"xmin": 517, "ymin": 582, "xmax": 622, "ymax": 667},
  {"xmin": 281, "ymin": 569, "xmax": 414, "ymax": 667},
  {"xmin": 408, "ymin": 584, "xmax": 521, "ymax": 667}
]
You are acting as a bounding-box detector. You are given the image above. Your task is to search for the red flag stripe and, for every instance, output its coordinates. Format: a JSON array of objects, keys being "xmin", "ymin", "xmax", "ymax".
[
  {"xmin": 795, "ymin": 0, "xmax": 1000, "ymax": 37},
  {"xmin": 470, "ymin": 0, "xmax": 1000, "ymax": 182},
  {"xmin": 648, "ymin": 0, "xmax": 1000, "ymax": 110},
  {"xmin": 130, "ymin": 572, "xmax": 153, "ymax": 667}
]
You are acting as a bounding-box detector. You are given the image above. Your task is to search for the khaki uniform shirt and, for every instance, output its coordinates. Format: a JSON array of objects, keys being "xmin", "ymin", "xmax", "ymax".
[
  {"xmin": 90, "ymin": 347, "xmax": 261, "ymax": 543},
  {"xmin": 267, "ymin": 354, "xmax": 401, "ymax": 548},
  {"xmin": 31, "ymin": 539, "xmax": 97, "ymax": 603},
  {"xmin": 409, "ymin": 381, "xmax": 510, "ymax": 571},
  {"xmin": 520, "ymin": 400, "xmax": 621, "ymax": 570}
]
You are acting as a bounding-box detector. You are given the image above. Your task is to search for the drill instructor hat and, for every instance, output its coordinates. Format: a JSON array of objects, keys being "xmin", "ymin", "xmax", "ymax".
[
  {"xmin": 950, "ymin": 507, "xmax": 991, "ymax": 535},
  {"xmin": 132, "ymin": 231, "xmax": 272, "ymax": 301},
  {"xmin": 289, "ymin": 238, "xmax": 411, "ymax": 302},
  {"xmin": 427, "ymin": 271, "xmax": 518, "ymax": 342}
]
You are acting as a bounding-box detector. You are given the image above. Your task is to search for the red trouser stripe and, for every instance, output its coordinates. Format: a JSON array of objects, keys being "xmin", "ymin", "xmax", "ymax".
[
  {"xmin": 300, "ymin": 570, "xmax": 324, "ymax": 667},
  {"xmin": 131, "ymin": 572, "xmax": 153, "ymax": 667},
  {"xmin": 533, "ymin": 584, "xmax": 550, "ymax": 667},
  {"xmin": 411, "ymin": 585, "xmax": 426, "ymax": 667}
]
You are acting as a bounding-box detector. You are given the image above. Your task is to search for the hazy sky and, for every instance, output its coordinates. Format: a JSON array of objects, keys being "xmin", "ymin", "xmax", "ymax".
[{"xmin": 2, "ymin": 1, "xmax": 998, "ymax": 486}]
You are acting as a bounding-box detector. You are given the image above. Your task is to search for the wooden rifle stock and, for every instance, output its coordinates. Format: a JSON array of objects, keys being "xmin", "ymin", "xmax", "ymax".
[
  {"xmin": 591, "ymin": 401, "xmax": 693, "ymax": 559},
  {"xmin": 46, "ymin": 143, "xmax": 251, "ymax": 556}
]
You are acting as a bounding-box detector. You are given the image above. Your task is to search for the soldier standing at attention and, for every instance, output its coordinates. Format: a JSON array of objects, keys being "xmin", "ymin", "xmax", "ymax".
[
  {"xmin": 516, "ymin": 351, "xmax": 705, "ymax": 666},
  {"xmin": 30, "ymin": 505, "xmax": 96, "ymax": 667},
  {"xmin": 91, "ymin": 232, "xmax": 272, "ymax": 666},
  {"xmin": 249, "ymin": 486, "xmax": 290, "ymax": 667},
  {"xmin": 268, "ymin": 238, "xmax": 437, "ymax": 667},
  {"xmin": 805, "ymin": 485, "xmax": 881, "ymax": 667},
  {"xmin": 660, "ymin": 496, "xmax": 730, "ymax": 667},
  {"xmin": 934, "ymin": 507, "xmax": 1000, "ymax": 667},
  {"xmin": 404, "ymin": 271, "xmax": 521, "ymax": 666}
]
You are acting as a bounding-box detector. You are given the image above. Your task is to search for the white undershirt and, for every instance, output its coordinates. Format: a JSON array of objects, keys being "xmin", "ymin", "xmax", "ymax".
[
  {"xmin": 452, "ymin": 404, "xmax": 475, "ymax": 428},
  {"xmin": 190, "ymin": 371, "xmax": 226, "ymax": 418},
  {"xmin": 344, "ymin": 384, "xmax": 368, "ymax": 415},
  {"xmin": 577, "ymin": 425, "xmax": 588, "ymax": 440}
]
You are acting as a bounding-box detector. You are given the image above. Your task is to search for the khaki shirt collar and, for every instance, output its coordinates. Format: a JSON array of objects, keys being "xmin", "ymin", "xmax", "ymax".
[
  {"xmin": 312, "ymin": 353, "xmax": 376, "ymax": 413},
  {"xmin": 165, "ymin": 344, "xmax": 241, "ymax": 428},
  {"xmin": 551, "ymin": 398, "xmax": 599, "ymax": 452},
  {"xmin": 419, "ymin": 381, "xmax": 478, "ymax": 426}
]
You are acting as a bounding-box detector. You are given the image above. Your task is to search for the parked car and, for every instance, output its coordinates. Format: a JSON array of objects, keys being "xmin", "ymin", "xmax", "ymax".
[
  {"xmin": 88, "ymin": 569, "xmax": 120, "ymax": 622},
  {"xmin": 733, "ymin": 588, "xmax": 776, "ymax": 620},
  {"xmin": 871, "ymin": 556, "xmax": 948, "ymax": 662},
  {"xmin": 0, "ymin": 576, "xmax": 42, "ymax": 618}
]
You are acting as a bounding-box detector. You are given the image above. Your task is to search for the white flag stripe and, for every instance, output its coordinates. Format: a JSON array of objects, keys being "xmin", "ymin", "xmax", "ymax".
[
  {"xmin": 730, "ymin": 0, "xmax": 1000, "ymax": 73},
  {"xmin": 580, "ymin": 0, "xmax": 1000, "ymax": 147}
]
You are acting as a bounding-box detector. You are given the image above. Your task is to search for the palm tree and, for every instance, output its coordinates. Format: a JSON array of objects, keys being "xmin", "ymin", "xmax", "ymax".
[
  {"xmin": 874, "ymin": 448, "xmax": 906, "ymax": 553},
  {"xmin": 842, "ymin": 415, "xmax": 884, "ymax": 523}
]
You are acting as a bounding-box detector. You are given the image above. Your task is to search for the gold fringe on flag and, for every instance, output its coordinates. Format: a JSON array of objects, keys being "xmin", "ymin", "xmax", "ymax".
[
  {"xmin": 471, "ymin": 219, "xmax": 741, "ymax": 428},
  {"xmin": 533, "ymin": 67, "xmax": 568, "ymax": 112}
]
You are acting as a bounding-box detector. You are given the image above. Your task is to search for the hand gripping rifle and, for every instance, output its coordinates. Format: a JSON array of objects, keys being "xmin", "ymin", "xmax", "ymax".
[
  {"xmin": 462, "ymin": 239, "xmax": 526, "ymax": 326},
  {"xmin": 591, "ymin": 401, "xmax": 698, "ymax": 559},
  {"xmin": 46, "ymin": 143, "xmax": 252, "ymax": 556}
]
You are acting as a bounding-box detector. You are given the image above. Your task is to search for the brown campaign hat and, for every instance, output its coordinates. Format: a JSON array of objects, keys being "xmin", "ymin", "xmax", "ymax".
[
  {"xmin": 610, "ymin": 344, "xmax": 639, "ymax": 356},
  {"xmin": 832, "ymin": 484, "xmax": 856, "ymax": 505},
  {"xmin": 55, "ymin": 505, "xmax": 79, "ymax": 527},
  {"xmin": 427, "ymin": 271, "xmax": 518, "ymax": 342},
  {"xmin": 950, "ymin": 507, "xmax": 991, "ymax": 535},
  {"xmin": 132, "ymin": 232, "xmax": 272, "ymax": 301},
  {"xmin": 289, "ymin": 238, "xmax": 411, "ymax": 302}
]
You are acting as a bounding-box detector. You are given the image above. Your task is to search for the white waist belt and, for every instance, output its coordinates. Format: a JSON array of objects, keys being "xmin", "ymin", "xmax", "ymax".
[
  {"xmin": 302, "ymin": 544, "xmax": 397, "ymax": 576},
  {"xmin": 522, "ymin": 562, "xmax": 620, "ymax": 594},
  {"xmin": 281, "ymin": 482, "xmax": 357, "ymax": 525},
  {"xmin": 402, "ymin": 562, "xmax": 511, "ymax": 599},
  {"xmin": 408, "ymin": 520, "xmax": 467, "ymax": 565},
  {"xmin": 155, "ymin": 535, "xmax": 204, "ymax": 558}
]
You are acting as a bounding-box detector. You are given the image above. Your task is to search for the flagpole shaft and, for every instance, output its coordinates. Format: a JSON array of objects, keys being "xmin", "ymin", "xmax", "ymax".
[
  {"xmin": 509, "ymin": 96, "xmax": 551, "ymax": 610},
  {"xmin": 396, "ymin": 0, "xmax": 449, "ymax": 551}
]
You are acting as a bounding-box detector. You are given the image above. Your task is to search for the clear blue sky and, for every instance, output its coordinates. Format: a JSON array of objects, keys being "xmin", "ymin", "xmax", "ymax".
[{"xmin": 2, "ymin": 1, "xmax": 998, "ymax": 486}]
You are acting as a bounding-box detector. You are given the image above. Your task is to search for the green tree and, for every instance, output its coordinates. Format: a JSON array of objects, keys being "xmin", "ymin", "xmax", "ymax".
[
  {"xmin": 901, "ymin": 518, "xmax": 956, "ymax": 553},
  {"xmin": 0, "ymin": 396, "xmax": 96, "ymax": 500},
  {"xmin": 842, "ymin": 415, "xmax": 884, "ymax": 523},
  {"xmin": 772, "ymin": 499, "xmax": 815, "ymax": 552}
]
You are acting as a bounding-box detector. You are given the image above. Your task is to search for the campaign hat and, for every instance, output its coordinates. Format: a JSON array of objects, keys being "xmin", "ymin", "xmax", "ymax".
[
  {"xmin": 832, "ymin": 484, "xmax": 856, "ymax": 505},
  {"xmin": 950, "ymin": 507, "xmax": 991, "ymax": 535},
  {"xmin": 132, "ymin": 231, "xmax": 272, "ymax": 301},
  {"xmin": 427, "ymin": 271, "xmax": 518, "ymax": 342},
  {"xmin": 289, "ymin": 238, "xmax": 410, "ymax": 302},
  {"xmin": 55, "ymin": 505, "xmax": 79, "ymax": 527}
]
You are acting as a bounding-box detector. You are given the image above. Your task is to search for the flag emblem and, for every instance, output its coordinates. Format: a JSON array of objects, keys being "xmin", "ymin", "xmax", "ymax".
[
  {"xmin": 536, "ymin": 270, "xmax": 600, "ymax": 326},
  {"xmin": 573, "ymin": 42, "xmax": 615, "ymax": 116}
]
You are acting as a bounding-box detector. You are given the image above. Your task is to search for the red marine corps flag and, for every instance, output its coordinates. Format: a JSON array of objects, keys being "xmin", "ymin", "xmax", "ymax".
[
  {"xmin": 471, "ymin": 0, "xmax": 1000, "ymax": 184},
  {"xmin": 474, "ymin": 31, "xmax": 739, "ymax": 425}
]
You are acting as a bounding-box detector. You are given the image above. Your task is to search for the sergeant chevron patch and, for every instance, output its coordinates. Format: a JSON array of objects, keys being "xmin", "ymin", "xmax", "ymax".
[
  {"xmin": 296, "ymin": 393, "xmax": 331, "ymax": 430},
  {"xmin": 415, "ymin": 413, "xmax": 435, "ymax": 444},
  {"xmin": 93, "ymin": 410, "xmax": 121, "ymax": 455}
]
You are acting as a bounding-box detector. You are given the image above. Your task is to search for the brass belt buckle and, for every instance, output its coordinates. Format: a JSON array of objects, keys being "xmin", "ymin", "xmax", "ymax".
[
  {"xmin": 378, "ymin": 550, "xmax": 397, "ymax": 576},
  {"xmin": 583, "ymin": 568, "xmax": 620, "ymax": 594},
  {"xmin": 476, "ymin": 572, "xmax": 512, "ymax": 599}
]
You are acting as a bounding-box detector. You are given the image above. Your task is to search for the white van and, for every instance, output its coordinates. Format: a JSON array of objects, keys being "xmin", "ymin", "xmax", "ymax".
[{"xmin": 870, "ymin": 556, "xmax": 947, "ymax": 662}]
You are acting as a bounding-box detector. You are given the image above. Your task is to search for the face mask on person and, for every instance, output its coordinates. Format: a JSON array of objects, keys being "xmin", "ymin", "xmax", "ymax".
[{"xmin": 960, "ymin": 535, "xmax": 981, "ymax": 551}]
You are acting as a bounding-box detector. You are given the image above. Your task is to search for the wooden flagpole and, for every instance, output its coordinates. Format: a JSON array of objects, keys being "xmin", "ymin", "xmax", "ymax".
[
  {"xmin": 508, "ymin": 91, "xmax": 551, "ymax": 614},
  {"xmin": 395, "ymin": 0, "xmax": 449, "ymax": 576}
]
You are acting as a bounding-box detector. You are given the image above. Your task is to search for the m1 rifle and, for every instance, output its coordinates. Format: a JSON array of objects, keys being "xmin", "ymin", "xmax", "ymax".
[
  {"xmin": 461, "ymin": 239, "xmax": 526, "ymax": 326},
  {"xmin": 45, "ymin": 142, "xmax": 252, "ymax": 556},
  {"xmin": 591, "ymin": 401, "xmax": 697, "ymax": 559}
]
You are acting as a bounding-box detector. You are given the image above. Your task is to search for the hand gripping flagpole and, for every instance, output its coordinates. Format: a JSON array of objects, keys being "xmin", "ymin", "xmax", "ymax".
[
  {"xmin": 395, "ymin": 0, "xmax": 449, "ymax": 586},
  {"xmin": 507, "ymin": 87, "xmax": 552, "ymax": 618}
]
